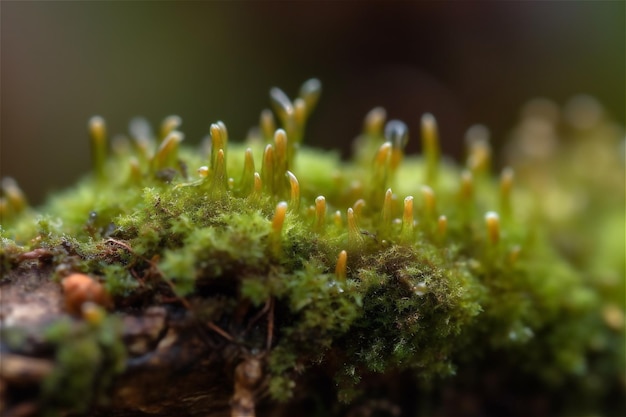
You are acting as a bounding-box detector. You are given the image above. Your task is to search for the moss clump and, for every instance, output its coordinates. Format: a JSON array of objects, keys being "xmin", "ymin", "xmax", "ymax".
[
  {"xmin": 1, "ymin": 82, "xmax": 623, "ymax": 416},
  {"xmin": 41, "ymin": 312, "xmax": 126, "ymax": 416}
]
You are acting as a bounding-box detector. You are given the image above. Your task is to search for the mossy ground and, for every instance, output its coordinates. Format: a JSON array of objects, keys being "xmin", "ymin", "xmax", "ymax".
[{"xmin": 1, "ymin": 83, "xmax": 624, "ymax": 416}]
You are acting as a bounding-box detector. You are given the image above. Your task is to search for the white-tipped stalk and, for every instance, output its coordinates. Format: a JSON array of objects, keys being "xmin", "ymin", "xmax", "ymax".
[
  {"xmin": 270, "ymin": 202, "xmax": 288, "ymax": 256},
  {"xmin": 129, "ymin": 117, "xmax": 153, "ymax": 144},
  {"xmin": 380, "ymin": 188, "xmax": 394, "ymax": 235},
  {"xmin": 210, "ymin": 122, "xmax": 228, "ymax": 169},
  {"xmin": 437, "ymin": 215, "xmax": 447, "ymax": 240},
  {"xmin": 274, "ymin": 129, "xmax": 289, "ymax": 190},
  {"xmin": 421, "ymin": 185, "xmax": 436, "ymax": 220},
  {"xmin": 372, "ymin": 142, "xmax": 392, "ymax": 203},
  {"xmin": 261, "ymin": 144, "xmax": 275, "ymax": 195},
  {"xmin": 485, "ymin": 211, "xmax": 500, "ymax": 245},
  {"xmin": 298, "ymin": 78, "xmax": 322, "ymax": 119},
  {"xmin": 335, "ymin": 250, "xmax": 348, "ymax": 281},
  {"xmin": 111, "ymin": 135, "xmax": 131, "ymax": 157},
  {"xmin": 364, "ymin": 107, "xmax": 386, "ymax": 137},
  {"xmin": 211, "ymin": 149, "xmax": 228, "ymax": 191},
  {"xmin": 153, "ymin": 131, "xmax": 184, "ymax": 171},
  {"xmin": 348, "ymin": 181, "xmax": 364, "ymax": 203},
  {"xmin": 460, "ymin": 170, "xmax": 474, "ymax": 202},
  {"xmin": 272, "ymin": 202, "xmax": 288, "ymax": 234},
  {"xmin": 270, "ymin": 87, "xmax": 294, "ymax": 124},
  {"xmin": 133, "ymin": 135, "xmax": 153, "ymax": 164},
  {"xmin": 465, "ymin": 124, "xmax": 491, "ymax": 174},
  {"xmin": 89, "ymin": 116, "xmax": 107, "ymax": 181},
  {"xmin": 508, "ymin": 245, "xmax": 521, "ymax": 265},
  {"xmin": 314, "ymin": 196, "xmax": 326, "ymax": 233},
  {"xmin": 293, "ymin": 98, "xmax": 307, "ymax": 135},
  {"xmin": 385, "ymin": 120, "xmax": 409, "ymax": 172},
  {"xmin": 1, "ymin": 177, "xmax": 27, "ymax": 214},
  {"xmin": 401, "ymin": 196, "xmax": 415, "ymax": 243},
  {"xmin": 239, "ymin": 148, "xmax": 255, "ymax": 195},
  {"xmin": 500, "ymin": 167, "xmax": 514, "ymax": 219},
  {"xmin": 159, "ymin": 115, "xmax": 182, "ymax": 143},
  {"xmin": 333, "ymin": 210, "xmax": 343, "ymax": 229},
  {"xmin": 374, "ymin": 141, "xmax": 392, "ymax": 167},
  {"xmin": 129, "ymin": 157, "xmax": 142, "ymax": 184},
  {"xmin": 352, "ymin": 199, "xmax": 366, "ymax": 219},
  {"xmin": 260, "ymin": 109, "xmax": 276, "ymax": 142},
  {"xmin": 347, "ymin": 208, "xmax": 365, "ymax": 248},
  {"xmin": 0, "ymin": 198, "xmax": 8, "ymax": 219},
  {"xmin": 286, "ymin": 171, "xmax": 300, "ymax": 211},
  {"xmin": 421, "ymin": 113, "xmax": 440, "ymax": 184},
  {"xmin": 252, "ymin": 172, "xmax": 262, "ymax": 199}
]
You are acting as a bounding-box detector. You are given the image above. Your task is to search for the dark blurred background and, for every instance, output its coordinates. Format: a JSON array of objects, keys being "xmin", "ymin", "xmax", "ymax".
[{"xmin": 2, "ymin": 1, "xmax": 624, "ymax": 205}]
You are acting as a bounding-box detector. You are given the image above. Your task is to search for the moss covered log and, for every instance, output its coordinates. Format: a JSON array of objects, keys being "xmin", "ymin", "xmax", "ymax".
[{"xmin": 1, "ymin": 81, "xmax": 624, "ymax": 417}]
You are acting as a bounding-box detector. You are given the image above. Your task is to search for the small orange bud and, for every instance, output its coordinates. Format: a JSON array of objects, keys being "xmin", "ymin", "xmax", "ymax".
[{"xmin": 61, "ymin": 273, "xmax": 110, "ymax": 316}]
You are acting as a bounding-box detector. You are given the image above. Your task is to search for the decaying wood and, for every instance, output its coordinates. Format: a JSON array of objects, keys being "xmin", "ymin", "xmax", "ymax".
[
  {"xmin": 2, "ymin": 259, "xmax": 603, "ymax": 417},
  {"xmin": 0, "ymin": 264, "xmax": 269, "ymax": 417}
]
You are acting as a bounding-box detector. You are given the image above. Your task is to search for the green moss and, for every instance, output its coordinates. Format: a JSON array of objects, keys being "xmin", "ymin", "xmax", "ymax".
[
  {"xmin": 1, "ymin": 83, "xmax": 623, "ymax": 415},
  {"xmin": 41, "ymin": 314, "xmax": 126, "ymax": 416}
]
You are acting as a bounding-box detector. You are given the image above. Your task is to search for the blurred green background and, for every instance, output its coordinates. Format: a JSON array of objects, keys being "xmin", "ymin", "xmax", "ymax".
[{"xmin": 1, "ymin": 1, "xmax": 624, "ymax": 205}]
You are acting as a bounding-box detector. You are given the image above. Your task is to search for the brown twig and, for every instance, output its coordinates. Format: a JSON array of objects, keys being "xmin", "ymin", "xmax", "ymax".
[
  {"xmin": 246, "ymin": 298, "xmax": 272, "ymax": 333},
  {"xmin": 207, "ymin": 321, "xmax": 235, "ymax": 342}
]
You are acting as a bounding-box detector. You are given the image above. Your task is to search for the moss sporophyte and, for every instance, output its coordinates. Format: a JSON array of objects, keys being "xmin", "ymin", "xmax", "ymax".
[{"xmin": 0, "ymin": 80, "xmax": 624, "ymax": 416}]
